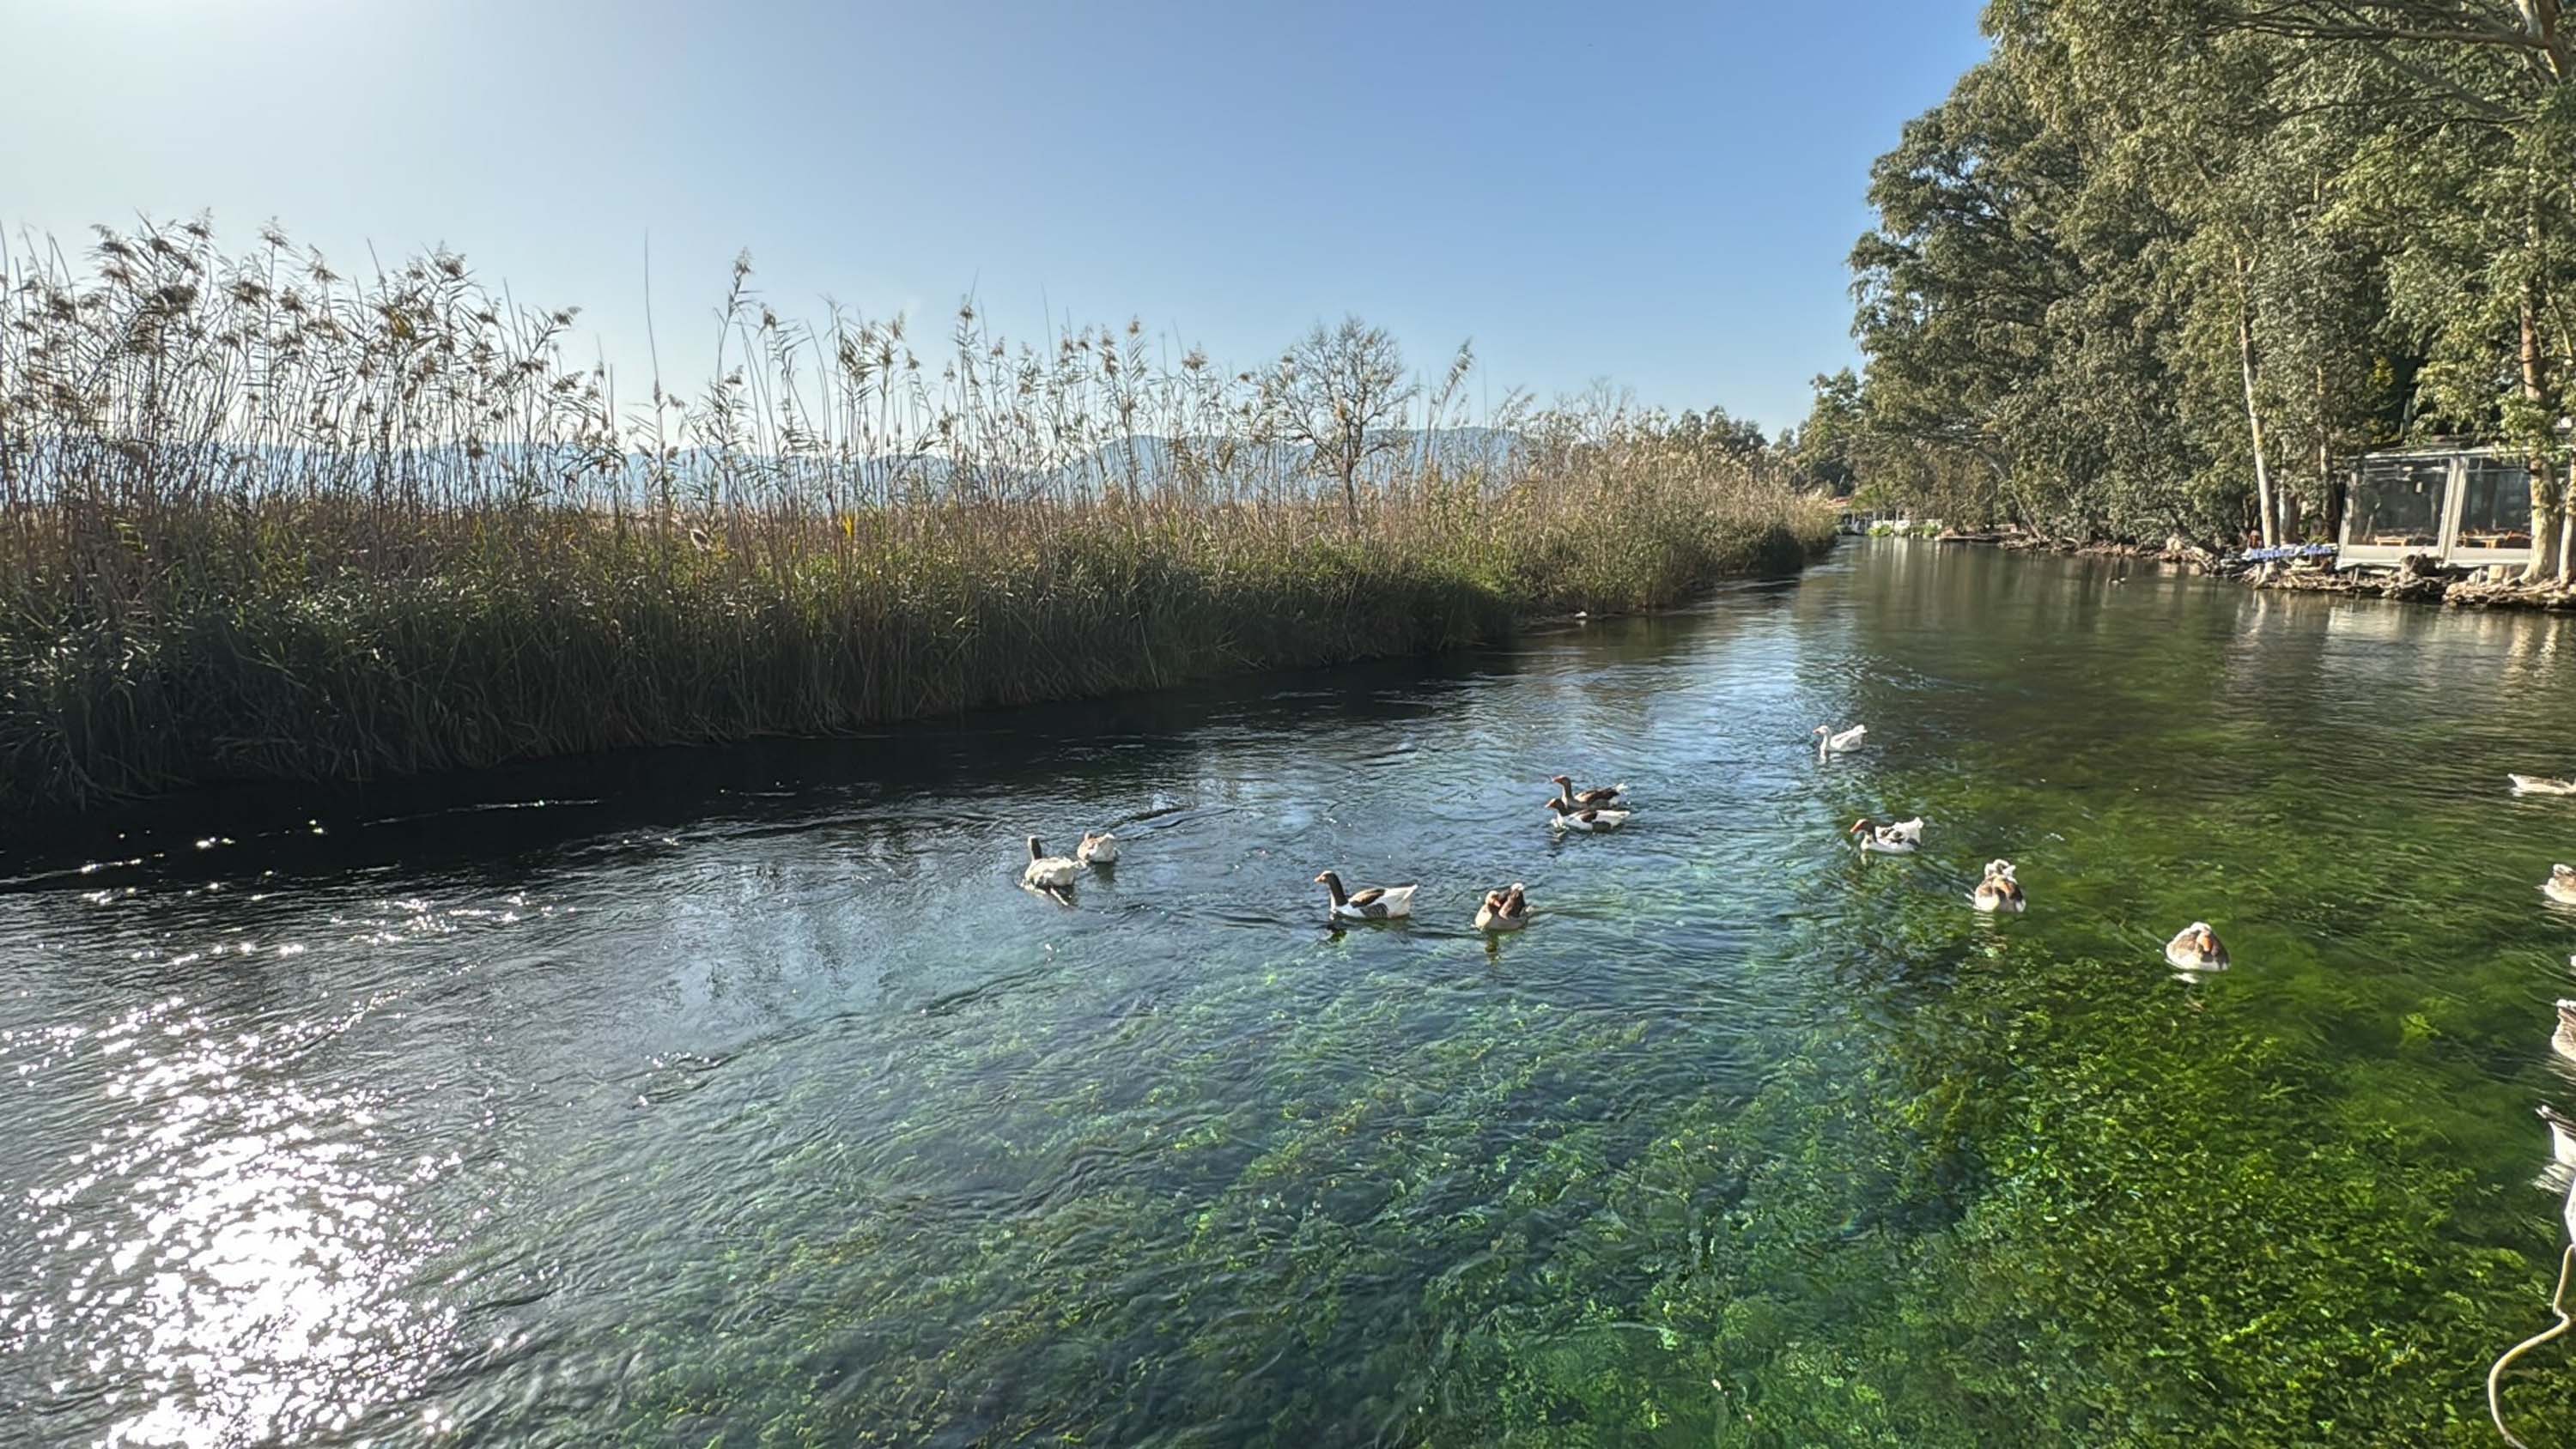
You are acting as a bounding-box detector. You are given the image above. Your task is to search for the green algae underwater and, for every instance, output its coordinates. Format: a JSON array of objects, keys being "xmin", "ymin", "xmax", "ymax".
[{"xmin": 9, "ymin": 542, "xmax": 2576, "ymax": 1446}]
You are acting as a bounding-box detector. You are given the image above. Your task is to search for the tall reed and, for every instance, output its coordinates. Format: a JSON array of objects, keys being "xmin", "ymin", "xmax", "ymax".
[{"xmin": 0, "ymin": 219, "xmax": 1832, "ymax": 811}]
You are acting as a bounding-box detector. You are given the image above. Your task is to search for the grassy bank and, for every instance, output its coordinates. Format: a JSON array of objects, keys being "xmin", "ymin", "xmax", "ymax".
[{"xmin": 0, "ymin": 221, "xmax": 1832, "ymax": 812}]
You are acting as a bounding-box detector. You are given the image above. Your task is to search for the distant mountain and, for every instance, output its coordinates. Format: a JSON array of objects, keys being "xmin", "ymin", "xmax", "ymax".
[{"xmin": 10, "ymin": 427, "xmax": 1528, "ymax": 507}]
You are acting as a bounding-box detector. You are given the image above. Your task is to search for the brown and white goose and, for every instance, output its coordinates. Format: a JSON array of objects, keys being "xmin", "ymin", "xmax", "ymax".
[
  {"xmin": 1474, "ymin": 882, "xmax": 1530, "ymax": 933},
  {"xmin": 1546, "ymin": 797, "xmax": 1631, "ymax": 833},
  {"xmin": 1316, "ymin": 870, "xmax": 1418, "ymax": 921},
  {"xmin": 2165, "ymin": 921, "xmax": 2228, "ymax": 972},
  {"xmin": 1849, "ymin": 816, "xmax": 1923, "ymax": 855},
  {"xmin": 1971, "ymin": 859, "xmax": 2026, "ymax": 913},
  {"xmin": 2547, "ymin": 864, "xmax": 2576, "ymax": 906},
  {"xmin": 1550, "ymin": 775, "xmax": 1627, "ymax": 811}
]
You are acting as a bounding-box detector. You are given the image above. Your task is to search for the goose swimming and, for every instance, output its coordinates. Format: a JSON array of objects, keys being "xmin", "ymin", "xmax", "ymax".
[
  {"xmin": 1077, "ymin": 831, "xmax": 1120, "ymax": 867},
  {"xmin": 2549, "ymin": 864, "xmax": 2576, "ymax": 906},
  {"xmin": 1316, "ymin": 870, "xmax": 1417, "ymax": 921},
  {"xmin": 1547, "ymin": 797, "xmax": 1631, "ymax": 833},
  {"xmin": 2513, "ymin": 774, "xmax": 2576, "ymax": 796},
  {"xmin": 2166, "ymin": 921, "xmax": 2228, "ymax": 972},
  {"xmin": 1022, "ymin": 836, "xmax": 1078, "ymax": 892},
  {"xmin": 2557, "ymin": 1001, "xmax": 2576, "ymax": 1063},
  {"xmin": 1814, "ymin": 724, "xmax": 1867, "ymax": 760},
  {"xmin": 1971, "ymin": 859, "xmax": 2026, "ymax": 913},
  {"xmin": 1849, "ymin": 816, "xmax": 1923, "ymax": 855},
  {"xmin": 1474, "ymin": 882, "xmax": 1530, "ymax": 933},
  {"xmin": 1550, "ymin": 775, "xmax": 1627, "ymax": 810},
  {"xmin": 2542, "ymin": 1104, "xmax": 2576, "ymax": 1168}
]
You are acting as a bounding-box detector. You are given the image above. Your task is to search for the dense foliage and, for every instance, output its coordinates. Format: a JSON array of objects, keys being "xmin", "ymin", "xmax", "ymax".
[{"xmin": 1817, "ymin": 0, "xmax": 2576, "ymax": 573}]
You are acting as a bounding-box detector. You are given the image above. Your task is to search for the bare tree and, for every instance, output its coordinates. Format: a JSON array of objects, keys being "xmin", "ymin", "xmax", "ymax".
[{"xmin": 1267, "ymin": 316, "xmax": 1417, "ymax": 529}]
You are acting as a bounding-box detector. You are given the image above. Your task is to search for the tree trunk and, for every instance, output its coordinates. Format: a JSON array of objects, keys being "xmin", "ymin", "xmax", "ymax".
[
  {"xmin": 1340, "ymin": 452, "xmax": 1360, "ymax": 531},
  {"xmin": 2233, "ymin": 254, "xmax": 2278, "ymax": 551},
  {"xmin": 2313, "ymin": 364, "xmax": 2335, "ymax": 544},
  {"xmin": 2520, "ymin": 294, "xmax": 2561, "ymax": 582},
  {"xmin": 2559, "ymin": 464, "xmax": 2574, "ymax": 585}
]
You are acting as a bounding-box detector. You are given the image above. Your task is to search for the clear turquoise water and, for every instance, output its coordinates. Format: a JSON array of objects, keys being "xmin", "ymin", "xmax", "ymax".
[{"xmin": 9, "ymin": 542, "xmax": 2576, "ymax": 1446}]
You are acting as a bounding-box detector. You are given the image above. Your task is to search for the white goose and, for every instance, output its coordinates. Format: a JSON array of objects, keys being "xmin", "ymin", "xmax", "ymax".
[
  {"xmin": 2165, "ymin": 921, "xmax": 2228, "ymax": 972},
  {"xmin": 2513, "ymin": 774, "xmax": 2576, "ymax": 796},
  {"xmin": 1849, "ymin": 815, "xmax": 1923, "ymax": 855},
  {"xmin": 1077, "ymin": 831, "xmax": 1119, "ymax": 867},
  {"xmin": 2542, "ymin": 1104, "xmax": 2576, "ymax": 1170},
  {"xmin": 1022, "ymin": 836, "xmax": 1078, "ymax": 892},
  {"xmin": 1316, "ymin": 870, "xmax": 1417, "ymax": 921},
  {"xmin": 2548, "ymin": 864, "xmax": 2576, "ymax": 906},
  {"xmin": 1547, "ymin": 797, "xmax": 1631, "ymax": 833},
  {"xmin": 1814, "ymin": 724, "xmax": 1867, "ymax": 760},
  {"xmin": 2556, "ymin": 1001, "xmax": 2576, "ymax": 1063},
  {"xmin": 1971, "ymin": 859, "xmax": 2026, "ymax": 913}
]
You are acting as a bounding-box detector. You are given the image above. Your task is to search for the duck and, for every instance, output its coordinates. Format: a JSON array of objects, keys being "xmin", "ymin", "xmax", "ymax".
[
  {"xmin": 1814, "ymin": 724, "xmax": 1867, "ymax": 760},
  {"xmin": 2548, "ymin": 864, "xmax": 2576, "ymax": 906},
  {"xmin": 1022, "ymin": 836, "xmax": 1078, "ymax": 892},
  {"xmin": 1550, "ymin": 775, "xmax": 1628, "ymax": 811},
  {"xmin": 1473, "ymin": 882, "xmax": 1530, "ymax": 933},
  {"xmin": 2541, "ymin": 1104, "xmax": 2576, "ymax": 1168},
  {"xmin": 1076, "ymin": 831, "xmax": 1119, "ymax": 867},
  {"xmin": 2557, "ymin": 1001, "xmax": 2576, "ymax": 1063},
  {"xmin": 2165, "ymin": 921, "xmax": 2228, "ymax": 972},
  {"xmin": 1316, "ymin": 870, "xmax": 1416, "ymax": 921},
  {"xmin": 2514, "ymin": 774, "xmax": 2576, "ymax": 796},
  {"xmin": 1546, "ymin": 797, "xmax": 1631, "ymax": 833},
  {"xmin": 1849, "ymin": 816, "xmax": 1923, "ymax": 854},
  {"xmin": 1971, "ymin": 859, "xmax": 2026, "ymax": 913}
]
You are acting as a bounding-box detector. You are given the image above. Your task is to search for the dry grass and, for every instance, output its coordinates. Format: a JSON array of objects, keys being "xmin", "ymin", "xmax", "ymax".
[{"xmin": 0, "ymin": 219, "xmax": 1832, "ymax": 811}]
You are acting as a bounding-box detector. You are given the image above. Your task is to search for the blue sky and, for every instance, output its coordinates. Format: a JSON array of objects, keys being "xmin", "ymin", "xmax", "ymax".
[{"xmin": 1, "ymin": 0, "xmax": 1990, "ymax": 433}]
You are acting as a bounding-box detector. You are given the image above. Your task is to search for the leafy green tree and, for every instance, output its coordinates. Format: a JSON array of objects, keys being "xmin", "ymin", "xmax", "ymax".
[{"xmin": 1848, "ymin": 0, "xmax": 2576, "ymax": 575}]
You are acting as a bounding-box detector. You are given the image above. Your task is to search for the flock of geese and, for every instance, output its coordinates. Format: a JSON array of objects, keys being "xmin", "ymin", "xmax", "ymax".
[
  {"xmin": 1010, "ymin": 719, "xmax": 2228, "ymax": 973},
  {"xmin": 1025, "ymin": 731, "xmax": 2576, "ymax": 1440}
]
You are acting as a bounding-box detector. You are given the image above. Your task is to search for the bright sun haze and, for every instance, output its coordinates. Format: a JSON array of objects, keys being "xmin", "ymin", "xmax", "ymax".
[{"xmin": 0, "ymin": 0, "xmax": 1987, "ymax": 431}]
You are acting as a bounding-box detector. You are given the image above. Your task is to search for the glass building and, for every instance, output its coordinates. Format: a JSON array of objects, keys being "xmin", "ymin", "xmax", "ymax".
[{"xmin": 2339, "ymin": 447, "xmax": 2545, "ymax": 570}]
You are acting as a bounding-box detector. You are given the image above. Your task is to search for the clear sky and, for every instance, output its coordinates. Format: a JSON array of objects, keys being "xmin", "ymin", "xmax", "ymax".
[{"xmin": 1, "ymin": 0, "xmax": 1990, "ymax": 433}]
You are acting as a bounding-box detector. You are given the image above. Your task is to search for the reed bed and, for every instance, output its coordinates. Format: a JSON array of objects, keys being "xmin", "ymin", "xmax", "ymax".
[{"xmin": 0, "ymin": 219, "xmax": 1832, "ymax": 812}]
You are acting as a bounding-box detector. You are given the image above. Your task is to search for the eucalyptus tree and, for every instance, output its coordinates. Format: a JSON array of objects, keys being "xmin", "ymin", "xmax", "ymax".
[{"xmin": 1850, "ymin": 58, "xmax": 2087, "ymax": 531}]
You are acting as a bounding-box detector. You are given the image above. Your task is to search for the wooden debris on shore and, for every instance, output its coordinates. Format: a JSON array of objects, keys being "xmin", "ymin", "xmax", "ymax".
[
  {"xmin": 2445, "ymin": 579, "xmax": 2576, "ymax": 613},
  {"xmin": 1935, "ymin": 518, "xmax": 2576, "ymax": 610},
  {"xmin": 2254, "ymin": 567, "xmax": 2450, "ymax": 603},
  {"xmin": 2251, "ymin": 561, "xmax": 2576, "ymax": 611}
]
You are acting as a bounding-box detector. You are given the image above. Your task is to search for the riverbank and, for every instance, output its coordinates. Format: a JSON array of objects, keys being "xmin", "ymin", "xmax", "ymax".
[
  {"xmin": 1, "ymin": 488, "xmax": 1832, "ymax": 815},
  {"xmin": 1926, "ymin": 525, "xmax": 2576, "ymax": 612}
]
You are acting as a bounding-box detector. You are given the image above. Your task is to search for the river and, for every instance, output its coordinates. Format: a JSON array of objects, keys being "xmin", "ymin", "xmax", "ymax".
[{"xmin": 9, "ymin": 542, "xmax": 2576, "ymax": 1446}]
